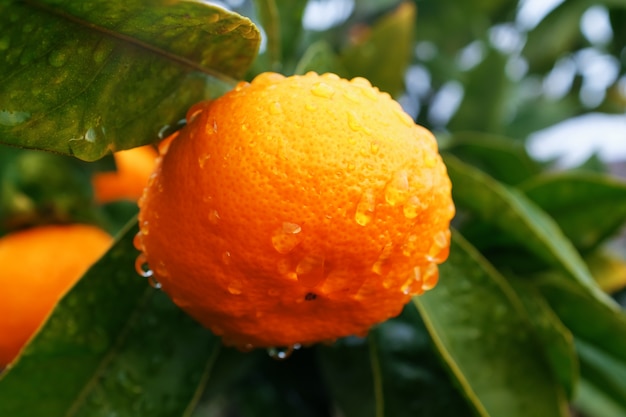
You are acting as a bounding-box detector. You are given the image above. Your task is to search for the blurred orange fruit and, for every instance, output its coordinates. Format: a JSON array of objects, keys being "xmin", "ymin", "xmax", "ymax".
[
  {"xmin": 0, "ymin": 224, "xmax": 112, "ymax": 366},
  {"xmin": 93, "ymin": 145, "xmax": 158, "ymax": 203},
  {"xmin": 136, "ymin": 72, "xmax": 454, "ymax": 349}
]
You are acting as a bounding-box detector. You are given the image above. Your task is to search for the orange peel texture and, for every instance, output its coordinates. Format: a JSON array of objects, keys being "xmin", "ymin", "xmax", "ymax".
[{"xmin": 137, "ymin": 72, "xmax": 455, "ymax": 349}]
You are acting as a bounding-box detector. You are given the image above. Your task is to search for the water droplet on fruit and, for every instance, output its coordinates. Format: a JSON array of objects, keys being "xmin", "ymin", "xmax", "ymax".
[
  {"xmin": 296, "ymin": 254, "xmax": 325, "ymax": 287},
  {"xmin": 305, "ymin": 103, "xmax": 317, "ymax": 112},
  {"xmin": 393, "ymin": 106, "xmax": 415, "ymax": 127},
  {"xmin": 135, "ymin": 254, "xmax": 152, "ymax": 278},
  {"xmin": 267, "ymin": 345, "xmax": 298, "ymax": 360},
  {"xmin": 355, "ymin": 190, "xmax": 376, "ymax": 226},
  {"xmin": 346, "ymin": 110, "xmax": 369, "ymax": 134},
  {"xmin": 350, "ymin": 77, "xmax": 372, "ymax": 88},
  {"xmin": 208, "ymin": 209, "xmax": 221, "ymax": 225},
  {"xmin": 197, "ymin": 153, "xmax": 211, "ymax": 168},
  {"xmin": 227, "ymin": 279, "xmax": 243, "ymax": 295},
  {"xmin": 343, "ymin": 91, "xmax": 360, "ymax": 103},
  {"xmin": 421, "ymin": 263, "xmax": 439, "ymax": 291},
  {"xmin": 372, "ymin": 243, "xmax": 394, "ymax": 280},
  {"xmin": 402, "ymin": 234, "xmax": 418, "ymax": 257},
  {"xmin": 426, "ymin": 230, "xmax": 450, "ymax": 263},
  {"xmin": 385, "ymin": 171, "xmax": 410, "ymax": 206},
  {"xmin": 311, "ymin": 82, "xmax": 335, "ymax": 98},
  {"xmin": 403, "ymin": 195, "xmax": 423, "ymax": 219},
  {"xmin": 271, "ymin": 222, "xmax": 302, "ymax": 254},
  {"xmin": 370, "ymin": 141, "xmax": 380, "ymax": 154},
  {"xmin": 424, "ymin": 154, "xmax": 437, "ymax": 168},
  {"xmin": 133, "ymin": 232, "xmax": 143, "ymax": 251},
  {"xmin": 269, "ymin": 101, "xmax": 282, "ymax": 115},
  {"xmin": 221, "ymin": 251, "xmax": 232, "ymax": 265},
  {"xmin": 401, "ymin": 266, "xmax": 424, "ymax": 295}
]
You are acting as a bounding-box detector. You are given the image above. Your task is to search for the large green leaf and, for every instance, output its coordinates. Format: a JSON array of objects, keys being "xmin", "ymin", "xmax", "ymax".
[
  {"xmin": 520, "ymin": 172, "xmax": 626, "ymax": 253},
  {"xmin": 340, "ymin": 2, "xmax": 415, "ymax": 96},
  {"xmin": 444, "ymin": 154, "xmax": 616, "ymax": 309},
  {"xmin": 522, "ymin": 0, "xmax": 587, "ymax": 73},
  {"xmin": 443, "ymin": 132, "xmax": 542, "ymax": 185},
  {"xmin": 0, "ymin": 0, "xmax": 260, "ymax": 161},
  {"xmin": 448, "ymin": 47, "xmax": 511, "ymax": 133},
  {"xmin": 508, "ymin": 278, "xmax": 578, "ymax": 399},
  {"xmin": 0, "ymin": 220, "xmax": 221, "ymax": 416},
  {"xmin": 415, "ymin": 232, "xmax": 568, "ymax": 417},
  {"xmin": 538, "ymin": 276, "xmax": 626, "ymax": 415},
  {"xmin": 318, "ymin": 306, "xmax": 473, "ymax": 417}
]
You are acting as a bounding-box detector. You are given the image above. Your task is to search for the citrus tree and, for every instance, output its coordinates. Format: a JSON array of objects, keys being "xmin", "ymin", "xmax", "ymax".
[{"xmin": 1, "ymin": 1, "xmax": 626, "ymax": 416}]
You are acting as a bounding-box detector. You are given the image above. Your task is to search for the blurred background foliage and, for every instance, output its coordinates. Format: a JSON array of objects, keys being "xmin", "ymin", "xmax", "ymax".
[{"xmin": 1, "ymin": 0, "xmax": 626, "ymax": 416}]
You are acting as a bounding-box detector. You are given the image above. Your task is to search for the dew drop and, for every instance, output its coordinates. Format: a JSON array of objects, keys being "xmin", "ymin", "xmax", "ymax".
[
  {"xmin": 208, "ymin": 209, "xmax": 221, "ymax": 225},
  {"xmin": 207, "ymin": 13, "xmax": 220, "ymax": 23},
  {"xmin": 385, "ymin": 171, "xmax": 410, "ymax": 206},
  {"xmin": 305, "ymin": 103, "xmax": 317, "ymax": 112},
  {"xmin": 421, "ymin": 263, "xmax": 439, "ymax": 291},
  {"xmin": 426, "ymin": 230, "xmax": 450, "ymax": 263},
  {"xmin": 135, "ymin": 254, "xmax": 153, "ymax": 278},
  {"xmin": 133, "ymin": 232, "xmax": 143, "ymax": 251},
  {"xmin": 311, "ymin": 82, "xmax": 335, "ymax": 98},
  {"xmin": 401, "ymin": 266, "xmax": 424, "ymax": 296},
  {"xmin": 343, "ymin": 91, "xmax": 360, "ymax": 103},
  {"xmin": 355, "ymin": 190, "xmax": 376, "ymax": 226},
  {"xmin": 296, "ymin": 254, "xmax": 326, "ymax": 288},
  {"xmin": 370, "ymin": 141, "xmax": 380, "ymax": 155},
  {"xmin": 48, "ymin": 49, "xmax": 68, "ymax": 67},
  {"xmin": 267, "ymin": 345, "xmax": 297, "ymax": 360},
  {"xmin": 403, "ymin": 195, "xmax": 423, "ymax": 219},
  {"xmin": 402, "ymin": 234, "xmax": 418, "ymax": 257},
  {"xmin": 271, "ymin": 222, "xmax": 303, "ymax": 254},
  {"xmin": 227, "ymin": 279, "xmax": 243, "ymax": 295},
  {"xmin": 197, "ymin": 153, "xmax": 211, "ymax": 168},
  {"xmin": 269, "ymin": 101, "xmax": 282, "ymax": 115},
  {"xmin": 393, "ymin": 106, "xmax": 414, "ymax": 127},
  {"xmin": 372, "ymin": 243, "xmax": 394, "ymax": 279},
  {"xmin": 221, "ymin": 251, "xmax": 232, "ymax": 265},
  {"xmin": 350, "ymin": 77, "xmax": 372, "ymax": 88},
  {"xmin": 234, "ymin": 81, "xmax": 249, "ymax": 92},
  {"xmin": 424, "ymin": 154, "xmax": 437, "ymax": 168}
]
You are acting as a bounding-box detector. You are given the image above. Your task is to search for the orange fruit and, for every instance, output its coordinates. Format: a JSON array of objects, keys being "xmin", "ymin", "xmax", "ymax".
[
  {"xmin": 136, "ymin": 72, "xmax": 454, "ymax": 349},
  {"xmin": 0, "ymin": 224, "xmax": 112, "ymax": 366},
  {"xmin": 92, "ymin": 145, "xmax": 158, "ymax": 203}
]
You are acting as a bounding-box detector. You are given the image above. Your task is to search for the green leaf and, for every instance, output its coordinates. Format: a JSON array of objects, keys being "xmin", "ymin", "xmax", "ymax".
[
  {"xmin": 575, "ymin": 377, "xmax": 626, "ymax": 417},
  {"xmin": 443, "ymin": 132, "xmax": 542, "ymax": 185},
  {"xmin": 340, "ymin": 2, "xmax": 415, "ymax": 96},
  {"xmin": 520, "ymin": 172, "xmax": 626, "ymax": 253},
  {"xmin": 508, "ymin": 278, "xmax": 578, "ymax": 399},
  {"xmin": 0, "ymin": 146, "xmax": 105, "ymax": 234},
  {"xmin": 415, "ymin": 231, "xmax": 569, "ymax": 417},
  {"xmin": 444, "ymin": 154, "xmax": 616, "ymax": 309},
  {"xmin": 0, "ymin": 0, "xmax": 260, "ymax": 161},
  {"xmin": 538, "ymin": 275, "xmax": 626, "ymax": 415},
  {"xmin": 448, "ymin": 47, "xmax": 511, "ymax": 133},
  {"xmin": 252, "ymin": 0, "xmax": 281, "ymax": 71},
  {"xmin": 318, "ymin": 306, "xmax": 473, "ymax": 417},
  {"xmin": 294, "ymin": 40, "xmax": 347, "ymax": 75},
  {"xmin": 522, "ymin": 0, "xmax": 587, "ymax": 73},
  {"xmin": 0, "ymin": 220, "xmax": 221, "ymax": 416}
]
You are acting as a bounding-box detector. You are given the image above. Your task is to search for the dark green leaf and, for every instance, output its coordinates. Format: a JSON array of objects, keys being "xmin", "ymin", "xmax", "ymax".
[
  {"xmin": 522, "ymin": 0, "xmax": 587, "ymax": 73},
  {"xmin": 0, "ymin": 0, "xmax": 260, "ymax": 160},
  {"xmin": 448, "ymin": 47, "xmax": 511, "ymax": 133},
  {"xmin": 538, "ymin": 275, "xmax": 626, "ymax": 415},
  {"xmin": 0, "ymin": 220, "xmax": 221, "ymax": 416},
  {"xmin": 252, "ymin": 0, "xmax": 281, "ymax": 71},
  {"xmin": 0, "ymin": 146, "xmax": 104, "ymax": 234},
  {"xmin": 318, "ymin": 305, "xmax": 472, "ymax": 417},
  {"xmin": 444, "ymin": 154, "xmax": 615, "ymax": 309},
  {"xmin": 444, "ymin": 132, "xmax": 542, "ymax": 185},
  {"xmin": 340, "ymin": 2, "xmax": 415, "ymax": 95},
  {"xmin": 415, "ymin": 231, "xmax": 569, "ymax": 417},
  {"xmin": 509, "ymin": 278, "xmax": 578, "ymax": 399},
  {"xmin": 520, "ymin": 172, "xmax": 626, "ymax": 253},
  {"xmin": 294, "ymin": 40, "xmax": 347, "ymax": 75}
]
